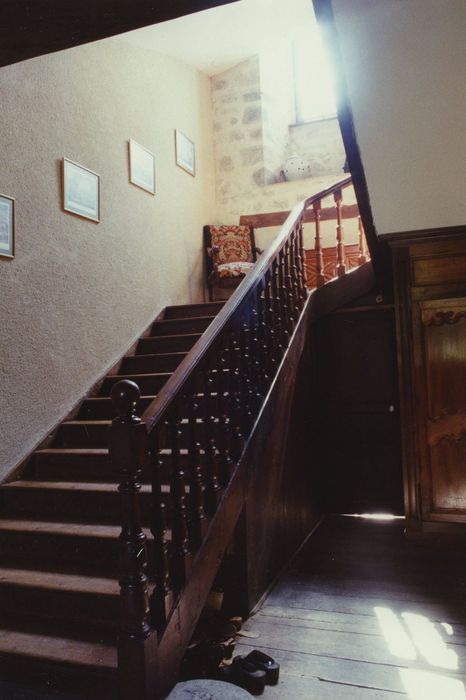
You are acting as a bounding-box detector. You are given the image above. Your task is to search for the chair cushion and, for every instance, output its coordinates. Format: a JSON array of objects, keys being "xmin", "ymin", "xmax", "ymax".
[
  {"xmin": 209, "ymin": 225, "xmax": 254, "ymax": 265},
  {"xmin": 217, "ymin": 261, "xmax": 255, "ymax": 278}
]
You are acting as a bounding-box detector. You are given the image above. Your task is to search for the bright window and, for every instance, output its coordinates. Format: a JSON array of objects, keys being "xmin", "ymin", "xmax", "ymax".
[{"xmin": 292, "ymin": 31, "xmax": 337, "ymax": 123}]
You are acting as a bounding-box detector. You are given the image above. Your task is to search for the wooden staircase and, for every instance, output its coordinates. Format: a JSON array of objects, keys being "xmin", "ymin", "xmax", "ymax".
[
  {"xmin": 0, "ymin": 301, "xmax": 223, "ymax": 698},
  {"xmin": 0, "ymin": 175, "xmax": 377, "ymax": 699}
]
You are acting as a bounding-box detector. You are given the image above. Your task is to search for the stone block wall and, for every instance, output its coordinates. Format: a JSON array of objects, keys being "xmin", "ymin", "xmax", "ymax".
[{"xmin": 211, "ymin": 53, "xmax": 357, "ymax": 252}]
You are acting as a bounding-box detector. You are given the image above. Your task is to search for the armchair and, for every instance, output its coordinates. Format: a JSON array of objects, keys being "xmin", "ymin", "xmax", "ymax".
[{"xmin": 203, "ymin": 225, "xmax": 262, "ymax": 301}]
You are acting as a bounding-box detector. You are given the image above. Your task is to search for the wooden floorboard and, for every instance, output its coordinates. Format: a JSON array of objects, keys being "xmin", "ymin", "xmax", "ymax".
[{"xmin": 235, "ymin": 515, "xmax": 466, "ymax": 699}]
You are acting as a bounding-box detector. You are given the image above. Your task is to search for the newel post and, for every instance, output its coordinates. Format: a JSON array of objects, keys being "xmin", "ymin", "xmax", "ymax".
[{"xmin": 109, "ymin": 379, "xmax": 158, "ymax": 700}]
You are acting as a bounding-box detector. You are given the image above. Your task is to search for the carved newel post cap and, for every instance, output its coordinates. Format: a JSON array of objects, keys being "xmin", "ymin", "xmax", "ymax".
[{"xmin": 111, "ymin": 379, "xmax": 140, "ymax": 418}]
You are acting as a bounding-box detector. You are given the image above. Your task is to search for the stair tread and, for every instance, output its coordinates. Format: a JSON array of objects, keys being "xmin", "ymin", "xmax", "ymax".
[
  {"xmin": 155, "ymin": 315, "xmax": 216, "ymax": 322},
  {"xmin": 0, "ymin": 628, "xmax": 117, "ymax": 669},
  {"xmin": 0, "ymin": 518, "xmax": 125, "ymax": 537},
  {"xmin": 140, "ymin": 333, "xmax": 202, "ymax": 340},
  {"xmin": 111, "ymin": 372, "xmax": 172, "ymax": 379},
  {"xmin": 62, "ymin": 420, "xmax": 111, "ymax": 426},
  {"xmin": 0, "ymin": 567, "xmax": 119, "ymax": 595},
  {"xmin": 125, "ymin": 352, "xmax": 187, "ymax": 359},
  {"xmin": 84, "ymin": 394, "xmax": 157, "ymax": 401},
  {"xmin": 36, "ymin": 448, "xmax": 109, "ymax": 455},
  {"xmin": 2, "ymin": 480, "xmax": 153, "ymax": 493}
]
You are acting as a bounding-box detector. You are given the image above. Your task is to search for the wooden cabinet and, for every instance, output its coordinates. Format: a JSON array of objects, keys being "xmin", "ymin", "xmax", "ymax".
[{"xmin": 391, "ymin": 231, "xmax": 466, "ymax": 530}]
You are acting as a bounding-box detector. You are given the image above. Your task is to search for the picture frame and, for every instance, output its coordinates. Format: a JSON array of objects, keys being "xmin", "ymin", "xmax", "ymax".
[
  {"xmin": 175, "ymin": 129, "xmax": 195, "ymax": 177},
  {"xmin": 128, "ymin": 139, "xmax": 156, "ymax": 195},
  {"xmin": 0, "ymin": 193, "xmax": 15, "ymax": 260},
  {"xmin": 62, "ymin": 158, "xmax": 100, "ymax": 222}
]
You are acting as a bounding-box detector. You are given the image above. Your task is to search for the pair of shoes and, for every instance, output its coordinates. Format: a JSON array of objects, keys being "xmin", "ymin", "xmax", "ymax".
[
  {"xmin": 218, "ymin": 651, "xmax": 279, "ymax": 695},
  {"xmin": 242, "ymin": 650, "xmax": 280, "ymax": 686}
]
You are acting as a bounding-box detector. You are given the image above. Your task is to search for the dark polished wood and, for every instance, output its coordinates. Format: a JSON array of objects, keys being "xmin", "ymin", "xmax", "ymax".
[
  {"xmin": 0, "ymin": 0, "xmax": 236, "ymax": 68},
  {"xmin": 109, "ymin": 379, "xmax": 157, "ymax": 700},
  {"xmin": 391, "ymin": 229, "xmax": 466, "ymax": 530},
  {"xmin": 310, "ymin": 304, "xmax": 403, "ymax": 515}
]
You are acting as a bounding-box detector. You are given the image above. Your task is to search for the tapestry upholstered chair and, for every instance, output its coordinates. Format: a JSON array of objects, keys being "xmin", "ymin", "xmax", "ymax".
[{"xmin": 203, "ymin": 224, "xmax": 262, "ymax": 301}]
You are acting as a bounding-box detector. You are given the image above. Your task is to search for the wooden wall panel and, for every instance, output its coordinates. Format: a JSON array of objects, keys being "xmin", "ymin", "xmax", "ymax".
[{"xmin": 391, "ymin": 230, "xmax": 466, "ymax": 530}]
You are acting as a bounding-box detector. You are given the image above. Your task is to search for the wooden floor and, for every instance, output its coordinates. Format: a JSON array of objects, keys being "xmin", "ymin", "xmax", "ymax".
[{"xmin": 236, "ymin": 515, "xmax": 466, "ymax": 699}]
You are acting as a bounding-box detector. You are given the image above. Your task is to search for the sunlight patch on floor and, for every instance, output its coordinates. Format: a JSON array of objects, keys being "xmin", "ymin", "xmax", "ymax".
[
  {"xmin": 342, "ymin": 513, "xmax": 405, "ymax": 521},
  {"xmin": 375, "ymin": 606, "xmax": 463, "ymax": 699},
  {"xmin": 400, "ymin": 669, "xmax": 465, "ymax": 700}
]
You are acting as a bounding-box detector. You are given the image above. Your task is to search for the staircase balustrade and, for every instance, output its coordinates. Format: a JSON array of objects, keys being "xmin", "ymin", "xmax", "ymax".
[{"xmin": 108, "ymin": 174, "xmax": 364, "ymax": 699}]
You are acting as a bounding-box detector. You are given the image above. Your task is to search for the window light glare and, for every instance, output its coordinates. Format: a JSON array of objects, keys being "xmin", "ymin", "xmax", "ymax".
[
  {"xmin": 374, "ymin": 607, "xmax": 417, "ymax": 660},
  {"xmin": 402, "ymin": 613, "xmax": 458, "ymax": 670},
  {"xmin": 400, "ymin": 669, "xmax": 466, "ymax": 700},
  {"xmin": 343, "ymin": 513, "xmax": 404, "ymax": 521}
]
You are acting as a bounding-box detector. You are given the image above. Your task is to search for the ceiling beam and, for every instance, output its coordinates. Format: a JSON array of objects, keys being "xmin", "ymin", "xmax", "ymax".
[{"xmin": 0, "ymin": 0, "xmax": 238, "ymax": 68}]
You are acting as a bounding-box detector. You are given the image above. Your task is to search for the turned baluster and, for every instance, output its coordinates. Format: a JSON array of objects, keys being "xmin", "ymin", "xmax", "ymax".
[
  {"xmin": 278, "ymin": 250, "xmax": 293, "ymax": 337},
  {"xmin": 263, "ymin": 271, "xmax": 279, "ymax": 368},
  {"xmin": 289, "ymin": 232, "xmax": 301, "ymax": 316},
  {"xmin": 296, "ymin": 219, "xmax": 307, "ymax": 301},
  {"xmin": 217, "ymin": 339, "xmax": 235, "ymax": 486},
  {"xmin": 358, "ymin": 216, "xmax": 367, "ymax": 265},
  {"xmin": 203, "ymin": 362, "xmax": 222, "ymax": 514},
  {"xmin": 284, "ymin": 239, "xmax": 297, "ymax": 322},
  {"xmin": 239, "ymin": 317, "xmax": 254, "ymax": 430},
  {"xmin": 148, "ymin": 431, "xmax": 173, "ymax": 631},
  {"xmin": 186, "ymin": 394, "xmax": 208, "ymax": 549},
  {"xmin": 272, "ymin": 257, "xmax": 288, "ymax": 350},
  {"xmin": 251, "ymin": 289, "xmax": 268, "ymax": 401},
  {"xmin": 109, "ymin": 379, "xmax": 157, "ymax": 699},
  {"xmin": 334, "ymin": 188, "xmax": 346, "ymax": 277},
  {"xmin": 229, "ymin": 330, "xmax": 245, "ymax": 460},
  {"xmin": 167, "ymin": 407, "xmax": 192, "ymax": 591},
  {"xmin": 313, "ymin": 199, "xmax": 325, "ymax": 288}
]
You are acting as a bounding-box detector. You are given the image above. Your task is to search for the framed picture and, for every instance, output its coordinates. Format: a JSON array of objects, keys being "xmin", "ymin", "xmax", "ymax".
[
  {"xmin": 0, "ymin": 194, "xmax": 15, "ymax": 260},
  {"xmin": 62, "ymin": 158, "xmax": 100, "ymax": 222},
  {"xmin": 175, "ymin": 129, "xmax": 195, "ymax": 177},
  {"xmin": 128, "ymin": 139, "xmax": 156, "ymax": 194}
]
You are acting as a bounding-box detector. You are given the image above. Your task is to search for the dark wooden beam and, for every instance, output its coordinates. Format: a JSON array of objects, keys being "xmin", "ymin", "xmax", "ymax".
[
  {"xmin": 312, "ymin": 0, "xmax": 391, "ymax": 284},
  {"xmin": 0, "ymin": 0, "xmax": 238, "ymax": 68},
  {"xmin": 240, "ymin": 203, "xmax": 359, "ymax": 229}
]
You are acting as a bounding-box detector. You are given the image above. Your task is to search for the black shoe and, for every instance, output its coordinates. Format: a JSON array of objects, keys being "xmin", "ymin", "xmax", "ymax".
[
  {"xmin": 244, "ymin": 650, "xmax": 280, "ymax": 685},
  {"xmin": 218, "ymin": 656, "xmax": 266, "ymax": 695}
]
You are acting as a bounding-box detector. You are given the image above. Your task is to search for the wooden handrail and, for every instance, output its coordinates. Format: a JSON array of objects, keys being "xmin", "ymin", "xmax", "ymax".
[{"xmin": 141, "ymin": 174, "xmax": 353, "ymax": 434}]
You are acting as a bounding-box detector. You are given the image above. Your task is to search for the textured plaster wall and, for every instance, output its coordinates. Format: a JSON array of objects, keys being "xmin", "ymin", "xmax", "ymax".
[
  {"xmin": 332, "ymin": 0, "xmax": 466, "ymax": 234},
  {"xmin": 0, "ymin": 39, "xmax": 215, "ymax": 479}
]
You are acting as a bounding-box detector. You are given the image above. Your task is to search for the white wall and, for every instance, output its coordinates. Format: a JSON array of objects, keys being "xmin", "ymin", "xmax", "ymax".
[
  {"xmin": 0, "ymin": 38, "xmax": 215, "ymax": 479},
  {"xmin": 331, "ymin": 0, "xmax": 466, "ymax": 235}
]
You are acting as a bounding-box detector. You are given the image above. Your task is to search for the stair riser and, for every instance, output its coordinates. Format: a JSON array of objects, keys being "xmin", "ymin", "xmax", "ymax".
[
  {"xmin": 55, "ymin": 418, "xmax": 223, "ymax": 449},
  {"xmin": 1, "ymin": 488, "xmax": 158, "ymax": 524},
  {"xmin": 30, "ymin": 453, "xmax": 196, "ymax": 483},
  {"xmin": 0, "ymin": 583, "xmax": 119, "ymax": 630},
  {"xmin": 0, "ymin": 531, "xmax": 121, "ymax": 577},
  {"xmin": 164, "ymin": 302, "xmax": 224, "ymax": 319},
  {"xmin": 0, "ymin": 654, "xmax": 117, "ymax": 699},
  {"xmin": 100, "ymin": 373, "xmax": 170, "ymax": 396},
  {"xmin": 136, "ymin": 334, "xmax": 201, "ymax": 354},
  {"xmin": 151, "ymin": 317, "xmax": 213, "ymax": 336},
  {"xmin": 78, "ymin": 396, "xmax": 155, "ymax": 420},
  {"xmin": 120, "ymin": 353, "xmax": 186, "ymax": 375}
]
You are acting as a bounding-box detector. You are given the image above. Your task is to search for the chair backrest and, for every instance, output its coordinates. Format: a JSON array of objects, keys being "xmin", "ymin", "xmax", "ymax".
[{"xmin": 203, "ymin": 225, "xmax": 257, "ymax": 279}]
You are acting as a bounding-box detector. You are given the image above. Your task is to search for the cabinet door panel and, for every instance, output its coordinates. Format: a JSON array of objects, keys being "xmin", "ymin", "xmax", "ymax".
[{"xmin": 420, "ymin": 299, "xmax": 466, "ymax": 518}]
